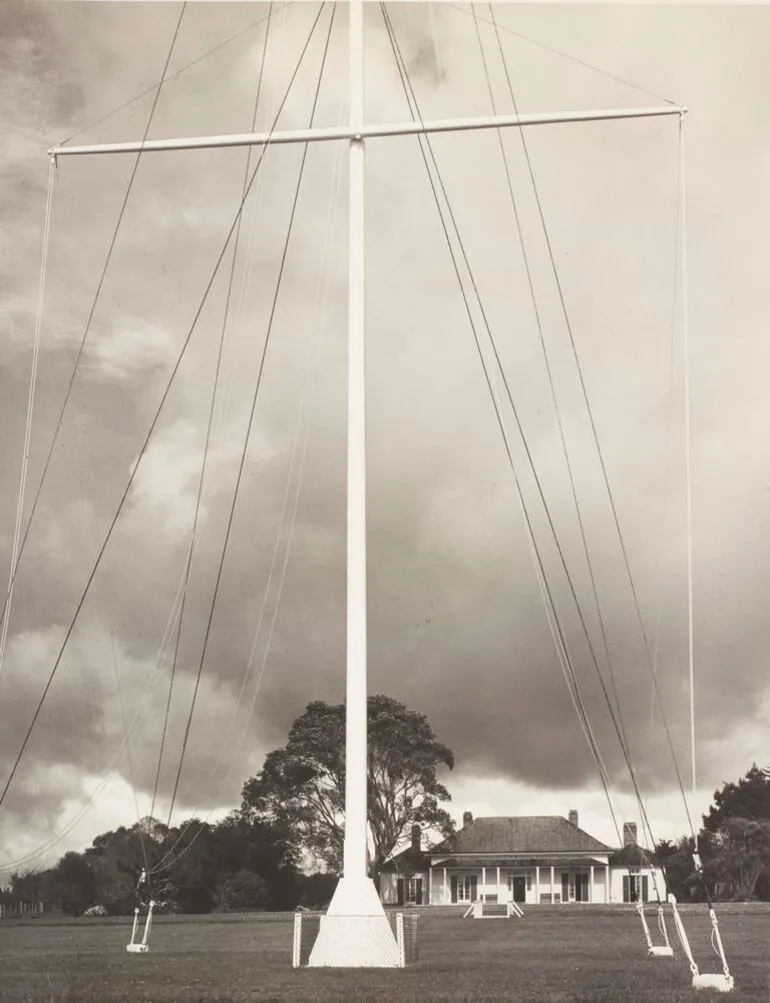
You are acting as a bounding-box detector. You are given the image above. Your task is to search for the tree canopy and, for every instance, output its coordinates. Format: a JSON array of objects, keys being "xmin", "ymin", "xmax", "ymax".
[
  {"xmin": 240, "ymin": 694, "xmax": 455, "ymax": 877},
  {"xmin": 702, "ymin": 764, "xmax": 770, "ymax": 833}
]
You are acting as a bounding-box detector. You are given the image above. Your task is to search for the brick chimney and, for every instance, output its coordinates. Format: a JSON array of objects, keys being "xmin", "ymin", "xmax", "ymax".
[
  {"xmin": 568, "ymin": 809, "xmax": 579, "ymax": 828},
  {"xmin": 623, "ymin": 822, "xmax": 638, "ymax": 847},
  {"xmin": 462, "ymin": 811, "xmax": 473, "ymax": 828},
  {"xmin": 411, "ymin": 824, "xmax": 421, "ymax": 852}
]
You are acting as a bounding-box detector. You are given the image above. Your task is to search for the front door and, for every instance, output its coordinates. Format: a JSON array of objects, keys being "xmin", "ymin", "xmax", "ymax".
[{"xmin": 512, "ymin": 876, "xmax": 526, "ymax": 903}]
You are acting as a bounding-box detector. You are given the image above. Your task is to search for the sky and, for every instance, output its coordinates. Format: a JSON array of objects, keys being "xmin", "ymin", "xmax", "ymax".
[{"xmin": 1, "ymin": 0, "xmax": 768, "ymax": 872}]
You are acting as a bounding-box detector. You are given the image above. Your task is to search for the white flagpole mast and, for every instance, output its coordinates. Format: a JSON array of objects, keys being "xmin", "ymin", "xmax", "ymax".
[
  {"xmin": 343, "ymin": 0, "xmax": 368, "ymax": 888},
  {"xmin": 308, "ymin": 0, "xmax": 399, "ymax": 966}
]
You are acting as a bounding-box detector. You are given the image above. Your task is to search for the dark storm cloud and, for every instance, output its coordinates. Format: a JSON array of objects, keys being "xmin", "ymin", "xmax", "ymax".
[{"xmin": 1, "ymin": 2, "xmax": 769, "ymax": 855}]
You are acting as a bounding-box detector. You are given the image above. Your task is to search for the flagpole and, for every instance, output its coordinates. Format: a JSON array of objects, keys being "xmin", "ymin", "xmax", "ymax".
[
  {"xmin": 308, "ymin": 0, "xmax": 399, "ymax": 967},
  {"xmin": 344, "ymin": 0, "xmax": 369, "ymax": 888}
]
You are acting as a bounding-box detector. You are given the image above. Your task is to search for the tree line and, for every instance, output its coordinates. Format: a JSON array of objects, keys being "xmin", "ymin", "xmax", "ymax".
[
  {"xmin": 2, "ymin": 812, "xmax": 317, "ymax": 917},
  {"xmin": 2, "ymin": 693, "xmax": 768, "ymax": 915}
]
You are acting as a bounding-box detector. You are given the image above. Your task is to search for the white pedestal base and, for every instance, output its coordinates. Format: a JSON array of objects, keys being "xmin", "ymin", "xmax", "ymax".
[
  {"xmin": 307, "ymin": 876, "xmax": 401, "ymax": 968},
  {"xmin": 692, "ymin": 973, "xmax": 733, "ymax": 992},
  {"xmin": 649, "ymin": 946, "xmax": 674, "ymax": 957}
]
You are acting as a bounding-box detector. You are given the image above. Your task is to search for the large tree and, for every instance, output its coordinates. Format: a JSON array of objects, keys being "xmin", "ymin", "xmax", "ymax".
[
  {"xmin": 659, "ymin": 764, "xmax": 770, "ymax": 902},
  {"xmin": 240, "ymin": 694, "xmax": 455, "ymax": 878},
  {"xmin": 85, "ymin": 819, "xmax": 168, "ymax": 914},
  {"xmin": 702, "ymin": 764, "xmax": 770, "ymax": 833},
  {"xmin": 52, "ymin": 851, "xmax": 96, "ymax": 916},
  {"xmin": 700, "ymin": 764, "xmax": 770, "ymax": 901},
  {"xmin": 703, "ymin": 817, "xmax": 770, "ymax": 901}
]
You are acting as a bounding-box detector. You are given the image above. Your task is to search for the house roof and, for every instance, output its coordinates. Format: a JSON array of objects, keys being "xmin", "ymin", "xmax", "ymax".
[
  {"xmin": 608, "ymin": 844, "xmax": 662, "ymax": 867},
  {"xmin": 430, "ymin": 816, "xmax": 613, "ymax": 856},
  {"xmin": 381, "ymin": 847, "xmax": 431, "ymax": 873},
  {"xmin": 429, "ymin": 856, "xmax": 608, "ymax": 870}
]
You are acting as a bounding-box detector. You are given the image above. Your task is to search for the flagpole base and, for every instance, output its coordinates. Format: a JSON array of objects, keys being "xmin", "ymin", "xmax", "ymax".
[{"xmin": 307, "ymin": 876, "xmax": 401, "ymax": 968}]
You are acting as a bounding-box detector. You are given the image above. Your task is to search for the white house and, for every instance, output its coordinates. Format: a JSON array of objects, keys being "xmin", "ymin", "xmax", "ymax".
[{"xmin": 380, "ymin": 811, "xmax": 666, "ymax": 907}]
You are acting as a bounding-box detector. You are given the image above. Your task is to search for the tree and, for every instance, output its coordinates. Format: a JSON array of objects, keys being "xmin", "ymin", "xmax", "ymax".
[
  {"xmin": 204, "ymin": 811, "xmax": 300, "ymax": 911},
  {"xmin": 216, "ymin": 869, "xmax": 270, "ymax": 912},
  {"xmin": 4, "ymin": 867, "xmax": 58, "ymax": 914},
  {"xmin": 703, "ymin": 817, "xmax": 770, "ymax": 901},
  {"xmin": 702, "ymin": 764, "xmax": 770, "ymax": 833},
  {"xmin": 32, "ymin": 809, "xmax": 300, "ymax": 916},
  {"xmin": 52, "ymin": 851, "xmax": 95, "ymax": 916},
  {"xmin": 655, "ymin": 835, "xmax": 701, "ymax": 901},
  {"xmin": 8, "ymin": 868, "xmax": 52, "ymax": 903},
  {"xmin": 240, "ymin": 694, "xmax": 455, "ymax": 879},
  {"xmin": 700, "ymin": 764, "xmax": 770, "ymax": 901},
  {"xmin": 160, "ymin": 819, "xmax": 217, "ymax": 914},
  {"xmin": 660, "ymin": 765, "xmax": 770, "ymax": 903},
  {"xmin": 296, "ymin": 871, "xmax": 337, "ymax": 909},
  {"xmin": 84, "ymin": 822, "xmax": 161, "ymax": 914},
  {"xmin": 139, "ymin": 812, "xmax": 300, "ymax": 914}
]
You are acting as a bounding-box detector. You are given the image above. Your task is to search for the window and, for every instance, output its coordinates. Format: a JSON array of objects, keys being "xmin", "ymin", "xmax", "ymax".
[
  {"xmin": 405, "ymin": 877, "xmax": 423, "ymax": 905},
  {"xmin": 451, "ymin": 874, "xmax": 477, "ymax": 903},
  {"xmin": 560, "ymin": 872, "xmax": 591, "ymax": 903},
  {"xmin": 397, "ymin": 876, "xmax": 424, "ymax": 905},
  {"xmin": 457, "ymin": 875, "xmax": 475, "ymax": 902},
  {"xmin": 623, "ymin": 873, "xmax": 649, "ymax": 903}
]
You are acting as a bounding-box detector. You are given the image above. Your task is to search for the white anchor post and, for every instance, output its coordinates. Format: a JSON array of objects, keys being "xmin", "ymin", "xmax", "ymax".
[{"xmin": 307, "ymin": 0, "xmax": 400, "ymax": 968}]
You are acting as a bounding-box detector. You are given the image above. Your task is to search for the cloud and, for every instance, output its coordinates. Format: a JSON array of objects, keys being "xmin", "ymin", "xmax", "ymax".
[
  {"xmin": 88, "ymin": 317, "xmax": 177, "ymax": 382},
  {"xmin": 125, "ymin": 416, "xmax": 277, "ymax": 542}
]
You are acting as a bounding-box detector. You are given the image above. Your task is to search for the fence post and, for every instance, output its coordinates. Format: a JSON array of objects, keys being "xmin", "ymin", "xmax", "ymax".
[
  {"xmin": 396, "ymin": 912, "xmax": 405, "ymax": 968},
  {"xmin": 292, "ymin": 912, "xmax": 302, "ymax": 968}
]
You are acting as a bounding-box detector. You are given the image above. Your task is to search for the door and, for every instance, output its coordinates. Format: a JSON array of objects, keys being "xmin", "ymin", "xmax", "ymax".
[
  {"xmin": 513, "ymin": 876, "xmax": 526, "ymax": 903},
  {"xmin": 507, "ymin": 872, "xmax": 530, "ymax": 903},
  {"xmin": 623, "ymin": 873, "xmax": 648, "ymax": 903},
  {"xmin": 575, "ymin": 873, "xmax": 589, "ymax": 902},
  {"xmin": 405, "ymin": 877, "xmax": 423, "ymax": 905},
  {"xmin": 621, "ymin": 874, "xmax": 641, "ymax": 906},
  {"xmin": 451, "ymin": 874, "xmax": 477, "ymax": 903}
]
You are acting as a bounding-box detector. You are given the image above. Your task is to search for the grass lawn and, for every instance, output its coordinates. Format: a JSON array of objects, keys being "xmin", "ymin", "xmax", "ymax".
[{"xmin": 0, "ymin": 905, "xmax": 767, "ymax": 1002}]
